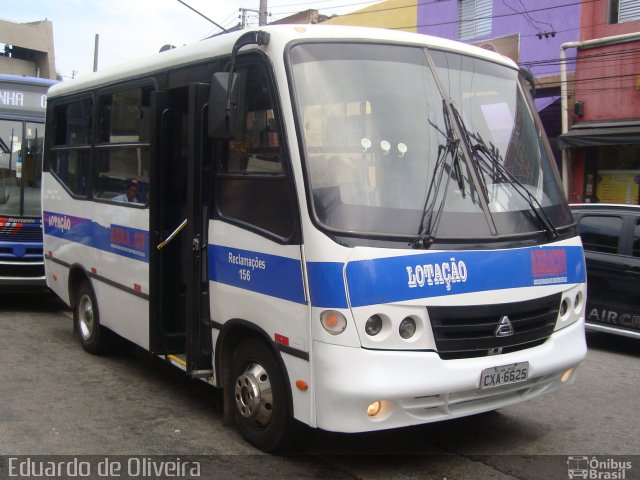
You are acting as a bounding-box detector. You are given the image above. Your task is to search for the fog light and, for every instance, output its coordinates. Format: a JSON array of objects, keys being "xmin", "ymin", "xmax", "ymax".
[
  {"xmin": 367, "ymin": 401, "xmax": 382, "ymax": 417},
  {"xmin": 320, "ymin": 310, "xmax": 347, "ymax": 335},
  {"xmin": 399, "ymin": 317, "xmax": 417, "ymax": 339},
  {"xmin": 561, "ymin": 368, "xmax": 575, "ymax": 383},
  {"xmin": 365, "ymin": 314, "xmax": 383, "ymax": 336},
  {"xmin": 560, "ymin": 298, "xmax": 570, "ymax": 317}
]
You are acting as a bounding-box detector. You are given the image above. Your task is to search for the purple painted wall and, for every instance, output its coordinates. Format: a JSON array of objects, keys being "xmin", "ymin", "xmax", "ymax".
[{"xmin": 417, "ymin": 0, "xmax": 580, "ymax": 78}]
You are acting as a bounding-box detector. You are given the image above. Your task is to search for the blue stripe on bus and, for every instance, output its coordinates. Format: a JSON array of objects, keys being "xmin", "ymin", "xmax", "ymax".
[
  {"xmin": 208, "ymin": 245, "xmax": 306, "ymax": 304},
  {"xmin": 345, "ymin": 245, "xmax": 586, "ymax": 307},
  {"xmin": 42, "ymin": 211, "xmax": 585, "ymax": 308},
  {"xmin": 42, "ymin": 211, "xmax": 150, "ymax": 262},
  {"xmin": 306, "ymin": 262, "xmax": 348, "ymax": 309}
]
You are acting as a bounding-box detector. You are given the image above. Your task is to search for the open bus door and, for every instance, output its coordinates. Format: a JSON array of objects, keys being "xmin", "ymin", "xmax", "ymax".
[{"xmin": 149, "ymin": 84, "xmax": 212, "ymax": 376}]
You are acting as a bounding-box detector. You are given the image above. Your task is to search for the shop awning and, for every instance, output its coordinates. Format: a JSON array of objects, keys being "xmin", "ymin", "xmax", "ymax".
[
  {"xmin": 534, "ymin": 95, "xmax": 560, "ymax": 112},
  {"xmin": 558, "ymin": 120, "xmax": 640, "ymax": 149}
]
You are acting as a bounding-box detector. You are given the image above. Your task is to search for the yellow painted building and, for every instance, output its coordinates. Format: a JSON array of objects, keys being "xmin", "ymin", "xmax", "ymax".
[{"xmin": 322, "ymin": 0, "xmax": 417, "ymax": 33}]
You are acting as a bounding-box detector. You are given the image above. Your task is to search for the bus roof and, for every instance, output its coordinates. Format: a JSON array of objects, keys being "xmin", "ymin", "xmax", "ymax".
[
  {"xmin": 47, "ymin": 24, "xmax": 517, "ymax": 99},
  {"xmin": 0, "ymin": 73, "xmax": 57, "ymax": 87}
]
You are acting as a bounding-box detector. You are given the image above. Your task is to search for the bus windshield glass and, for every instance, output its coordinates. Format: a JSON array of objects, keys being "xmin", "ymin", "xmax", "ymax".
[
  {"xmin": 0, "ymin": 119, "xmax": 44, "ymax": 217},
  {"xmin": 289, "ymin": 43, "xmax": 571, "ymax": 243}
]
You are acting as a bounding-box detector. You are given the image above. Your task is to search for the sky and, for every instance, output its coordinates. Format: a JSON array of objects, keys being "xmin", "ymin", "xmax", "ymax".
[{"xmin": 3, "ymin": 0, "xmax": 379, "ymax": 80}]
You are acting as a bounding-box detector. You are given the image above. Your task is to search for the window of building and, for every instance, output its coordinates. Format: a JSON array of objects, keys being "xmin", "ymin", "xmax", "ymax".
[
  {"xmin": 578, "ymin": 215, "xmax": 623, "ymax": 254},
  {"xmin": 610, "ymin": 0, "xmax": 640, "ymax": 24},
  {"xmin": 95, "ymin": 85, "xmax": 152, "ymax": 205},
  {"xmin": 458, "ymin": 0, "xmax": 493, "ymax": 40},
  {"xmin": 216, "ymin": 61, "xmax": 295, "ymax": 239},
  {"xmin": 49, "ymin": 97, "xmax": 93, "ymax": 196}
]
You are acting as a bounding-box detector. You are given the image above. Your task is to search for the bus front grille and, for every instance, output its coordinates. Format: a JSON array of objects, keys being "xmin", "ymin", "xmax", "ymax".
[
  {"xmin": 0, "ymin": 225, "xmax": 43, "ymax": 243},
  {"xmin": 428, "ymin": 293, "xmax": 561, "ymax": 360}
]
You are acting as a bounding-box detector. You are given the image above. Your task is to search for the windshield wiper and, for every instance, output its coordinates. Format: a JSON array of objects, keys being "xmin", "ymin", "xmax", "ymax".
[
  {"xmin": 0, "ymin": 137, "xmax": 10, "ymax": 155},
  {"xmin": 448, "ymin": 105, "xmax": 491, "ymax": 206},
  {"xmin": 467, "ymin": 131, "xmax": 559, "ymax": 241},
  {"xmin": 411, "ymin": 100, "xmax": 465, "ymax": 249}
]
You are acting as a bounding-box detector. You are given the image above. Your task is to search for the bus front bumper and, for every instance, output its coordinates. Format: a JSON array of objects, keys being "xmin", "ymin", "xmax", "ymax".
[
  {"xmin": 312, "ymin": 320, "xmax": 585, "ymax": 433},
  {"xmin": 0, "ymin": 259, "xmax": 46, "ymax": 287}
]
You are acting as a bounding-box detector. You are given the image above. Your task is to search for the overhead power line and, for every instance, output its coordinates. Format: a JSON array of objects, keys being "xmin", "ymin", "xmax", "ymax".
[{"xmin": 175, "ymin": 0, "xmax": 228, "ymax": 33}]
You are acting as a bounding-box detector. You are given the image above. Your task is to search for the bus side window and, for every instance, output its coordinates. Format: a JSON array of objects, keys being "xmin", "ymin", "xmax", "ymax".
[
  {"xmin": 49, "ymin": 98, "xmax": 93, "ymax": 197},
  {"xmin": 94, "ymin": 86, "xmax": 152, "ymax": 205},
  {"xmin": 216, "ymin": 62, "xmax": 295, "ymax": 239},
  {"xmin": 224, "ymin": 65, "xmax": 282, "ymax": 174}
]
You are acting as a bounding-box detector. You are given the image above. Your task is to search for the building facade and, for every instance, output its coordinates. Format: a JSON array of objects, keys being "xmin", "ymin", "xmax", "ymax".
[
  {"xmin": 0, "ymin": 19, "xmax": 56, "ymax": 80},
  {"xmin": 558, "ymin": 0, "xmax": 640, "ymax": 205},
  {"xmin": 322, "ymin": 0, "xmax": 417, "ymax": 32}
]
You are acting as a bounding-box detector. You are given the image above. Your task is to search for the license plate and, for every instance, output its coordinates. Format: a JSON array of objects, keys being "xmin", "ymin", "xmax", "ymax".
[{"xmin": 480, "ymin": 362, "xmax": 529, "ymax": 389}]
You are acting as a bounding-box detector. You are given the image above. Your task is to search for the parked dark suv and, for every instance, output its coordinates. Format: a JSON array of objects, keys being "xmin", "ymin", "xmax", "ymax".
[{"xmin": 570, "ymin": 204, "xmax": 640, "ymax": 339}]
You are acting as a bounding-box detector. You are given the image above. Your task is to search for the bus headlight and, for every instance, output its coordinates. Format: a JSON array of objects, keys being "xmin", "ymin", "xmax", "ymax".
[
  {"xmin": 399, "ymin": 317, "xmax": 417, "ymax": 339},
  {"xmin": 365, "ymin": 314, "xmax": 383, "ymax": 336},
  {"xmin": 554, "ymin": 285, "xmax": 586, "ymax": 331},
  {"xmin": 320, "ymin": 310, "xmax": 347, "ymax": 335}
]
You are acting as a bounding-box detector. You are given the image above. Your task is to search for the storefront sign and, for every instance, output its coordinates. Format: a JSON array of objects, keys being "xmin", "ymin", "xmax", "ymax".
[{"xmin": 596, "ymin": 169, "xmax": 640, "ymax": 204}]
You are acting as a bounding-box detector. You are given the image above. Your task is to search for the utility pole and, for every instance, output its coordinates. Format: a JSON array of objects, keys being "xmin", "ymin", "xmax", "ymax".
[
  {"xmin": 93, "ymin": 34, "xmax": 99, "ymax": 72},
  {"xmin": 239, "ymin": 8, "xmax": 254, "ymax": 29},
  {"xmin": 259, "ymin": 0, "xmax": 268, "ymax": 26}
]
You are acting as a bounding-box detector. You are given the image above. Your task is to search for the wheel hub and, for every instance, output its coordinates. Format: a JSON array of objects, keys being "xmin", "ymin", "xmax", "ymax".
[
  {"xmin": 234, "ymin": 362, "xmax": 273, "ymax": 426},
  {"xmin": 78, "ymin": 294, "xmax": 94, "ymax": 341}
]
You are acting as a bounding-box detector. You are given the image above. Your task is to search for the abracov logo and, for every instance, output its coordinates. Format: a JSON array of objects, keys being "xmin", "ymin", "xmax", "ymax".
[{"xmin": 406, "ymin": 257, "xmax": 468, "ymax": 291}]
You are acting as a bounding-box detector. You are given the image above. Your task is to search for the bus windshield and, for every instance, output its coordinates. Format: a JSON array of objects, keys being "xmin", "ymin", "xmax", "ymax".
[
  {"xmin": 0, "ymin": 119, "xmax": 44, "ymax": 217},
  {"xmin": 289, "ymin": 42, "xmax": 571, "ymax": 244}
]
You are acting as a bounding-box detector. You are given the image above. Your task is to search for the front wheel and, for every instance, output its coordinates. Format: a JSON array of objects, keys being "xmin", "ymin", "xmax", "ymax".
[
  {"xmin": 74, "ymin": 280, "xmax": 110, "ymax": 354},
  {"xmin": 231, "ymin": 338, "xmax": 295, "ymax": 452}
]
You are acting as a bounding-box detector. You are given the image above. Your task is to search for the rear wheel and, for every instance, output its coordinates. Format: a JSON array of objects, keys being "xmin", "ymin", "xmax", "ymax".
[
  {"xmin": 75, "ymin": 280, "xmax": 110, "ymax": 354},
  {"xmin": 231, "ymin": 338, "xmax": 294, "ymax": 452}
]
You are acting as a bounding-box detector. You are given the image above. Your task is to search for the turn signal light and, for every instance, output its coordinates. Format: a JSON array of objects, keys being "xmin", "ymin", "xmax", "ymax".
[{"xmin": 320, "ymin": 310, "xmax": 347, "ymax": 335}]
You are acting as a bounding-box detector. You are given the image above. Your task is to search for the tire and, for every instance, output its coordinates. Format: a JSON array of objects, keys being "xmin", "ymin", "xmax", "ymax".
[
  {"xmin": 231, "ymin": 338, "xmax": 295, "ymax": 452},
  {"xmin": 74, "ymin": 280, "xmax": 110, "ymax": 355}
]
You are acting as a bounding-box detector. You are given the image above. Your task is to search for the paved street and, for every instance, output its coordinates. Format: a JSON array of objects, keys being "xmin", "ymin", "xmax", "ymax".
[{"xmin": 0, "ymin": 290, "xmax": 638, "ymax": 479}]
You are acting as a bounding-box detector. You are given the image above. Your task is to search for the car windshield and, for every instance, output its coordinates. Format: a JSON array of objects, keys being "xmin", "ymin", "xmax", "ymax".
[{"xmin": 289, "ymin": 42, "xmax": 571, "ymax": 244}]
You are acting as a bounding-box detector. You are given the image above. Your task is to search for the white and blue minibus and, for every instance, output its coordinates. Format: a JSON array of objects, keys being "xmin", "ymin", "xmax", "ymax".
[{"xmin": 42, "ymin": 25, "xmax": 587, "ymax": 452}]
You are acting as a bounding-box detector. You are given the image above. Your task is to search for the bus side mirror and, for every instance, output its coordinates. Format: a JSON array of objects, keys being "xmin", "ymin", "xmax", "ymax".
[{"xmin": 209, "ymin": 72, "xmax": 239, "ymax": 139}]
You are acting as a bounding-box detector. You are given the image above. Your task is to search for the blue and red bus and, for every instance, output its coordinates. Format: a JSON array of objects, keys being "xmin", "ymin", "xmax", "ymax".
[{"xmin": 0, "ymin": 74, "xmax": 57, "ymax": 287}]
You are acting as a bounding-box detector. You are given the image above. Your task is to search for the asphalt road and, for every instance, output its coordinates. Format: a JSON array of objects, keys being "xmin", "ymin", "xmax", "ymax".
[{"xmin": 0, "ymin": 290, "xmax": 638, "ymax": 479}]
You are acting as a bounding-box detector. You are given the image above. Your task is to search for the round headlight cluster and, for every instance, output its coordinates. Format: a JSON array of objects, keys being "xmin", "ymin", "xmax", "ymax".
[
  {"xmin": 365, "ymin": 314, "xmax": 383, "ymax": 336},
  {"xmin": 560, "ymin": 290, "xmax": 584, "ymax": 320},
  {"xmin": 365, "ymin": 314, "xmax": 418, "ymax": 340},
  {"xmin": 399, "ymin": 317, "xmax": 417, "ymax": 339},
  {"xmin": 555, "ymin": 287, "xmax": 586, "ymax": 332}
]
